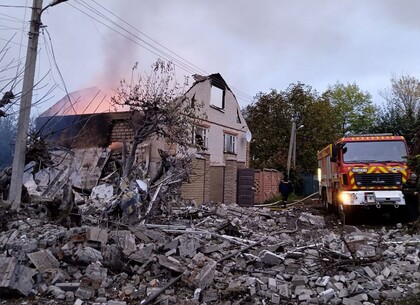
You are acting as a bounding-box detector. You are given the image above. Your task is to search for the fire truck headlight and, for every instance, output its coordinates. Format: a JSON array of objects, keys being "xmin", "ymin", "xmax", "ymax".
[
  {"xmin": 340, "ymin": 192, "xmax": 356, "ymax": 204},
  {"xmin": 340, "ymin": 192, "xmax": 350, "ymax": 203}
]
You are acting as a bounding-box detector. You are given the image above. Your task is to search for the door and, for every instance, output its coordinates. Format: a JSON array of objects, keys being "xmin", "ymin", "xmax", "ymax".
[{"xmin": 237, "ymin": 168, "xmax": 255, "ymax": 207}]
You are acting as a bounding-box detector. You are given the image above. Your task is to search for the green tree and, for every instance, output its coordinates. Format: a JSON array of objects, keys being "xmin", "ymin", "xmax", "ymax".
[
  {"xmin": 244, "ymin": 83, "xmax": 337, "ymax": 174},
  {"xmin": 0, "ymin": 115, "xmax": 17, "ymax": 169},
  {"xmin": 323, "ymin": 82, "xmax": 377, "ymax": 135},
  {"xmin": 243, "ymin": 89, "xmax": 287, "ymax": 170}
]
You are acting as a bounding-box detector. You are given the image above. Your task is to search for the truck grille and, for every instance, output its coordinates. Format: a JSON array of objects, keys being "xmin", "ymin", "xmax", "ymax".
[{"xmin": 354, "ymin": 173, "xmax": 402, "ymax": 187}]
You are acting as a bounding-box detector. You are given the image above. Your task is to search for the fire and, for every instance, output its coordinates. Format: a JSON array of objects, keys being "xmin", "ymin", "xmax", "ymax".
[{"xmin": 40, "ymin": 87, "xmax": 128, "ymax": 117}]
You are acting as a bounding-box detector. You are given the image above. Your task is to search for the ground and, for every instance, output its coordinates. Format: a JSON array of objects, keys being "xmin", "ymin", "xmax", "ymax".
[{"xmin": 1, "ymin": 198, "xmax": 419, "ymax": 305}]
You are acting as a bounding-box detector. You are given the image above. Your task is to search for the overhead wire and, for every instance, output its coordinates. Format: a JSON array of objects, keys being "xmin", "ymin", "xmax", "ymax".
[
  {"xmin": 0, "ymin": 5, "xmax": 31, "ymax": 9},
  {"xmin": 90, "ymin": 0, "xmax": 208, "ymax": 76},
  {"xmin": 92, "ymin": 0, "xmax": 254, "ymax": 104},
  {"xmin": 0, "ymin": 12, "xmax": 26, "ymax": 23},
  {"xmin": 68, "ymin": 0, "xmax": 254, "ymax": 105},
  {"xmin": 43, "ymin": 28, "xmax": 77, "ymax": 115},
  {"xmin": 4, "ymin": 72, "xmax": 55, "ymax": 116},
  {"xmin": 38, "ymin": 20, "xmax": 118, "ymax": 142},
  {"xmin": 0, "ymin": 37, "xmax": 27, "ymax": 48},
  {"xmin": 0, "ymin": 25, "xmax": 27, "ymax": 32},
  {"xmin": 0, "ymin": 0, "xmax": 253, "ymax": 110},
  {"xmin": 70, "ymin": 0, "xmax": 199, "ymax": 77}
]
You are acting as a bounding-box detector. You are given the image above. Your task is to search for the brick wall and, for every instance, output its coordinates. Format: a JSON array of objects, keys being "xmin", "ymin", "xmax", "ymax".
[
  {"xmin": 237, "ymin": 161, "xmax": 246, "ymax": 170},
  {"xmin": 181, "ymin": 156, "xmax": 206, "ymax": 204},
  {"xmin": 201, "ymin": 153, "xmax": 210, "ymax": 203},
  {"xmin": 210, "ymin": 166, "xmax": 224, "ymax": 203},
  {"xmin": 224, "ymin": 158, "xmax": 238, "ymax": 204},
  {"xmin": 110, "ymin": 120, "xmax": 134, "ymax": 142}
]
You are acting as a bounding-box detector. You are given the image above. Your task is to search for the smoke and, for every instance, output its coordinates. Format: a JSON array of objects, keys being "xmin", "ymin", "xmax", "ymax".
[
  {"xmin": 41, "ymin": 0, "xmax": 420, "ymax": 111},
  {"xmin": 89, "ymin": 2, "xmax": 143, "ymax": 89}
]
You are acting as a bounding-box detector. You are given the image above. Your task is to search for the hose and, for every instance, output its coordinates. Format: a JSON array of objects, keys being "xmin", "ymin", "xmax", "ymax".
[{"xmin": 254, "ymin": 192, "xmax": 319, "ymax": 208}]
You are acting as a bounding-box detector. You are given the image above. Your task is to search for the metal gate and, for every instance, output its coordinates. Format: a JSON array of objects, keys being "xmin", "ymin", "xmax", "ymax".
[{"xmin": 237, "ymin": 168, "xmax": 255, "ymax": 207}]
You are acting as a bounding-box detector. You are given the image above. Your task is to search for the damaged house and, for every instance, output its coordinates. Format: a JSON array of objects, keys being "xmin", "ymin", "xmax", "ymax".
[{"xmin": 35, "ymin": 74, "xmax": 251, "ymax": 205}]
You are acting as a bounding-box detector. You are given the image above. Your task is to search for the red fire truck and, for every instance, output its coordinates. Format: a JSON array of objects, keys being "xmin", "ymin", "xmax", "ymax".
[{"xmin": 317, "ymin": 134, "xmax": 410, "ymax": 221}]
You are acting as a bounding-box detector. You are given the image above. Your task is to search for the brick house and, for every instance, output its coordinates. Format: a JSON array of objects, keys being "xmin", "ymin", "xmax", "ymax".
[
  {"xmin": 36, "ymin": 74, "xmax": 251, "ymax": 205},
  {"xmin": 181, "ymin": 74, "xmax": 251, "ymax": 204}
]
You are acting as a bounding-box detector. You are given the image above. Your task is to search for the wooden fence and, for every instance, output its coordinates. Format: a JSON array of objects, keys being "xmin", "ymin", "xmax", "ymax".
[{"xmin": 254, "ymin": 169, "xmax": 282, "ymax": 204}]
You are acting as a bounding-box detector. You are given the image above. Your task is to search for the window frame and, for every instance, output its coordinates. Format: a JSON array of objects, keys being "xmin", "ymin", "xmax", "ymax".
[
  {"xmin": 210, "ymin": 85, "xmax": 225, "ymax": 110},
  {"xmin": 223, "ymin": 133, "xmax": 237, "ymax": 154},
  {"xmin": 193, "ymin": 126, "xmax": 209, "ymax": 151}
]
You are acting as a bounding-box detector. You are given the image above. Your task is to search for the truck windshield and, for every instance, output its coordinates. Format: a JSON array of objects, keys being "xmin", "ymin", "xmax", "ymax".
[{"xmin": 342, "ymin": 140, "xmax": 407, "ymax": 163}]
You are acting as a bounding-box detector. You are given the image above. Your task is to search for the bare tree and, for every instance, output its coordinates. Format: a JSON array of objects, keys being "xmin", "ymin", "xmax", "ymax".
[
  {"xmin": 111, "ymin": 60, "xmax": 205, "ymax": 178},
  {"xmin": 380, "ymin": 74, "xmax": 420, "ymax": 121},
  {"xmin": 0, "ymin": 38, "xmax": 19, "ymax": 117},
  {"xmin": 378, "ymin": 74, "xmax": 420, "ymax": 153}
]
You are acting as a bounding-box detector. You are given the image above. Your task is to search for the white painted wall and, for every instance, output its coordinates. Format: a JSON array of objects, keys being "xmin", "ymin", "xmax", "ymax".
[{"xmin": 186, "ymin": 77, "xmax": 249, "ymax": 166}]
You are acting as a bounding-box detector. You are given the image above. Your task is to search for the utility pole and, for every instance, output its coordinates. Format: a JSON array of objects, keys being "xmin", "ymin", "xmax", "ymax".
[
  {"xmin": 9, "ymin": 0, "xmax": 43, "ymax": 209},
  {"xmin": 292, "ymin": 124, "xmax": 304, "ymax": 168},
  {"xmin": 293, "ymin": 126, "xmax": 297, "ymax": 168},
  {"xmin": 286, "ymin": 116, "xmax": 296, "ymax": 178}
]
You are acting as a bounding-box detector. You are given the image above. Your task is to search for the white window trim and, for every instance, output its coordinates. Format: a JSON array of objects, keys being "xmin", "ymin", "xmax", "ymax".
[
  {"xmin": 193, "ymin": 126, "xmax": 209, "ymax": 150},
  {"xmin": 224, "ymin": 133, "xmax": 236, "ymax": 154},
  {"xmin": 210, "ymin": 85, "xmax": 224, "ymax": 109}
]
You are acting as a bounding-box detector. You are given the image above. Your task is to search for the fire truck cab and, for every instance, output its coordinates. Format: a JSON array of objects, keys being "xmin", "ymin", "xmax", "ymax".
[{"xmin": 317, "ymin": 134, "xmax": 409, "ymax": 221}]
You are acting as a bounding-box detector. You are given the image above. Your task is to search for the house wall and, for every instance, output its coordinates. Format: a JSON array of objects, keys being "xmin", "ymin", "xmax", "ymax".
[
  {"xmin": 180, "ymin": 153, "xmax": 211, "ymax": 204},
  {"xmin": 182, "ymin": 156, "xmax": 246, "ymax": 205},
  {"xmin": 109, "ymin": 120, "xmax": 134, "ymax": 142},
  {"xmin": 224, "ymin": 158, "xmax": 238, "ymax": 204},
  {"xmin": 209, "ymin": 166, "xmax": 224, "ymax": 203},
  {"xmin": 185, "ymin": 78, "xmax": 249, "ymax": 167},
  {"xmin": 43, "ymin": 75, "xmax": 251, "ymax": 206}
]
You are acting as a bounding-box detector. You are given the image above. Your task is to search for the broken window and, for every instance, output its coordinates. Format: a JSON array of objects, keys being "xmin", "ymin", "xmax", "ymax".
[
  {"xmin": 193, "ymin": 126, "xmax": 208, "ymax": 151},
  {"xmin": 236, "ymin": 109, "xmax": 242, "ymax": 124},
  {"xmin": 224, "ymin": 133, "xmax": 236, "ymax": 154},
  {"xmin": 210, "ymin": 85, "xmax": 224, "ymax": 110}
]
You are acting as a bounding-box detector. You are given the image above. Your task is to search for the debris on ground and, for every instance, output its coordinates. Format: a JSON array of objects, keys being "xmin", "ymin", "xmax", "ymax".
[
  {"xmin": 0, "ymin": 147, "xmax": 419, "ymax": 304},
  {"xmin": 1, "ymin": 198, "xmax": 419, "ymax": 305}
]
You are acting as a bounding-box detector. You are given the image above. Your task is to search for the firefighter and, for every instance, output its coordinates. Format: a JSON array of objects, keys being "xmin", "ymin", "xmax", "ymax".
[
  {"xmin": 402, "ymin": 173, "xmax": 420, "ymax": 220},
  {"xmin": 279, "ymin": 174, "xmax": 293, "ymax": 208}
]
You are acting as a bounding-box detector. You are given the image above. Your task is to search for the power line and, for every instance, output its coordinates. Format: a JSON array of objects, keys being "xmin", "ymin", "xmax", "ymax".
[
  {"xmin": 0, "ymin": 17, "xmax": 26, "ymax": 24},
  {"xmin": 91, "ymin": 0, "xmax": 208, "ymax": 76},
  {"xmin": 67, "ymin": 1, "xmax": 254, "ymax": 105},
  {"xmin": 91, "ymin": 0, "xmax": 254, "ymax": 103},
  {"xmin": 0, "ymin": 25, "xmax": 28, "ymax": 31},
  {"xmin": 0, "ymin": 37, "xmax": 27, "ymax": 48},
  {"xmin": 0, "ymin": 5, "xmax": 31, "ymax": 9},
  {"xmin": 42, "ymin": 27, "xmax": 77, "ymax": 114},
  {"xmin": 0, "ymin": 12, "xmax": 26, "ymax": 22},
  {"xmin": 72, "ymin": 0, "xmax": 200, "ymax": 76}
]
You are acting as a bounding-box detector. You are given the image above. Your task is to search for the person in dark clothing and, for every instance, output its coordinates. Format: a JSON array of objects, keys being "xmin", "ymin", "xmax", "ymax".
[
  {"xmin": 279, "ymin": 175, "xmax": 293, "ymax": 208},
  {"xmin": 402, "ymin": 173, "xmax": 420, "ymax": 220}
]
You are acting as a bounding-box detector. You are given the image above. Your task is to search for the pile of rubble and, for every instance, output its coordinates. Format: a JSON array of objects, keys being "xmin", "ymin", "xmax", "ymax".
[{"xmin": 1, "ymin": 197, "xmax": 419, "ymax": 305}]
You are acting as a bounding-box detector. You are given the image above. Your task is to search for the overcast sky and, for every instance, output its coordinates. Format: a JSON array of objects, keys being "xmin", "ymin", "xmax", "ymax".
[{"xmin": 2, "ymin": 0, "xmax": 420, "ymax": 115}]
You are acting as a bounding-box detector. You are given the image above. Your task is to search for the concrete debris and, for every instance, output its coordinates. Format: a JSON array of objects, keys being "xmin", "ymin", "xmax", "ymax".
[
  {"xmin": 0, "ymin": 256, "xmax": 36, "ymax": 296},
  {"xmin": 0, "ymin": 183, "xmax": 419, "ymax": 304}
]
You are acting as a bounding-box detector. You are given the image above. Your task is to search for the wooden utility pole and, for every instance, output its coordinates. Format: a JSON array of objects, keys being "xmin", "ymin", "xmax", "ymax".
[{"xmin": 9, "ymin": 0, "xmax": 43, "ymax": 209}]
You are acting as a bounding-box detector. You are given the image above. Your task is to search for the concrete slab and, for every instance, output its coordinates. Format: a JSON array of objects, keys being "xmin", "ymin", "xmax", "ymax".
[{"xmin": 27, "ymin": 249, "xmax": 60, "ymax": 274}]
